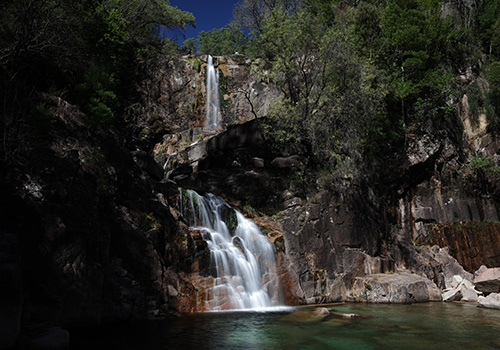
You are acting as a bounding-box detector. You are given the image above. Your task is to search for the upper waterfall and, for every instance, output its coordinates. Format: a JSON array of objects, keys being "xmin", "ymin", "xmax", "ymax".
[
  {"xmin": 205, "ymin": 55, "xmax": 220, "ymax": 129},
  {"xmin": 180, "ymin": 189, "xmax": 284, "ymax": 311}
]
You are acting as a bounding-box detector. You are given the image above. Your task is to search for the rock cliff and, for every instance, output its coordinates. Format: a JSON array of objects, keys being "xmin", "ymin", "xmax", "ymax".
[
  {"xmin": 3, "ymin": 54, "xmax": 500, "ymax": 347},
  {"xmin": 154, "ymin": 56, "xmax": 500, "ymax": 306}
]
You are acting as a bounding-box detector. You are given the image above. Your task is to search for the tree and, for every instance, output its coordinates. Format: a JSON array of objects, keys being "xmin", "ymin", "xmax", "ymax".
[
  {"xmin": 197, "ymin": 25, "xmax": 249, "ymax": 55},
  {"xmin": 379, "ymin": 0, "xmax": 457, "ymax": 124},
  {"xmin": 182, "ymin": 38, "xmax": 197, "ymax": 54},
  {"xmin": 232, "ymin": 0, "xmax": 301, "ymax": 33},
  {"xmin": 255, "ymin": 7, "xmax": 386, "ymax": 168},
  {"xmin": 478, "ymin": 0, "xmax": 500, "ymax": 58}
]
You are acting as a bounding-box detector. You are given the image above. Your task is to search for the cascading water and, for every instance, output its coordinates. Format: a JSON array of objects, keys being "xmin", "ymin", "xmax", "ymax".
[
  {"xmin": 180, "ymin": 189, "xmax": 283, "ymax": 311},
  {"xmin": 205, "ymin": 55, "xmax": 220, "ymax": 129}
]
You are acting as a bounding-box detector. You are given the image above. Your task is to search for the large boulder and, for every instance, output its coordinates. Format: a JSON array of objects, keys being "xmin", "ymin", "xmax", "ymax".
[
  {"xmin": 352, "ymin": 273, "xmax": 442, "ymax": 303},
  {"xmin": 473, "ymin": 266, "xmax": 500, "ymax": 294},
  {"xmin": 442, "ymin": 275, "xmax": 482, "ymax": 302},
  {"xmin": 478, "ymin": 293, "xmax": 500, "ymax": 309}
]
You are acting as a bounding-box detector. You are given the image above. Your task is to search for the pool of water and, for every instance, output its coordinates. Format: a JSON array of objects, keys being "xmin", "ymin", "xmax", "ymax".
[{"xmin": 70, "ymin": 303, "xmax": 500, "ymax": 349}]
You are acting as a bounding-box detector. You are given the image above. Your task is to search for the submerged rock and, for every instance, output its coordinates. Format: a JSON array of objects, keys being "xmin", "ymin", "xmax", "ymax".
[{"xmin": 312, "ymin": 307, "xmax": 330, "ymax": 318}]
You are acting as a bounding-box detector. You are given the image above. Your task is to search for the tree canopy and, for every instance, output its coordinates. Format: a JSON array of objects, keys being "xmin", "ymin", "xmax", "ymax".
[{"xmin": 226, "ymin": 0, "xmax": 500, "ymax": 178}]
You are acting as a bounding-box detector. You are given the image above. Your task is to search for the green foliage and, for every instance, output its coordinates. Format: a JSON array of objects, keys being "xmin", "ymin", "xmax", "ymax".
[
  {"xmin": 0, "ymin": 0, "xmax": 195, "ymax": 115},
  {"xmin": 467, "ymin": 156, "xmax": 500, "ymax": 176},
  {"xmin": 254, "ymin": 6, "xmax": 387, "ymax": 172},
  {"xmin": 233, "ymin": 0, "xmax": 494, "ymax": 180},
  {"xmin": 486, "ymin": 61, "xmax": 500, "ymax": 86},
  {"xmin": 352, "ymin": 1, "xmax": 383, "ymax": 60},
  {"xmin": 379, "ymin": 0, "xmax": 457, "ymax": 122},
  {"xmin": 182, "ymin": 38, "xmax": 197, "ymax": 55},
  {"xmin": 486, "ymin": 61, "xmax": 500, "ymax": 127},
  {"xmin": 232, "ymin": 0, "xmax": 301, "ymax": 34},
  {"xmin": 478, "ymin": 0, "xmax": 500, "ymax": 58},
  {"xmin": 485, "ymin": 88, "xmax": 500, "ymax": 129},
  {"xmin": 243, "ymin": 205, "xmax": 259, "ymax": 217},
  {"xmin": 467, "ymin": 82, "xmax": 482, "ymax": 119},
  {"xmin": 196, "ymin": 25, "xmax": 249, "ymax": 55},
  {"xmin": 75, "ymin": 66, "xmax": 119, "ymax": 125},
  {"xmin": 464, "ymin": 61, "xmax": 500, "ymax": 131},
  {"xmin": 141, "ymin": 212, "xmax": 162, "ymax": 232}
]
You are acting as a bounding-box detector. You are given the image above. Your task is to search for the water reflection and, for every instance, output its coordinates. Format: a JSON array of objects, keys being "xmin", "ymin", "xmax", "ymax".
[{"xmin": 70, "ymin": 303, "xmax": 500, "ymax": 349}]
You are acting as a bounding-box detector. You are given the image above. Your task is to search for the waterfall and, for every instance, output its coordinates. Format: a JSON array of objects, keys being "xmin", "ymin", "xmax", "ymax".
[
  {"xmin": 205, "ymin": 55, "xmax": 220, "ymax": 129},
  {"xmin": 180, "ymin": 189, "xmax": 283, "ymax": 311}
]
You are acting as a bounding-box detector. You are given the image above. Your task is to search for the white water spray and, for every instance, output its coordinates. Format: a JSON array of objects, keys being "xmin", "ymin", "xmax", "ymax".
[
  {"xmin": 205, "ymin": 55, "xmax": 220, "ymax": 129},
  {"xmin": 180, "ymin": 189, "xmax": 283, "ymax": 311}
]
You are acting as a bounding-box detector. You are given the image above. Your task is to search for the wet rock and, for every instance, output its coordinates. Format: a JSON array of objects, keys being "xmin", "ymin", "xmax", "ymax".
[
  {"xmin": 312, "ymin": 307, "xmax": 330, "ymax": 318},
  {"xmin": 329, "ymin": 311, "xmax": 369, "ymax": 319},
  {"xmin": 478, "ymin": 293, "xmax": 500, "ymax": 309},
  {"xmin": 473, "ymin": 266, "xmax": 500, "ymax": 294}
]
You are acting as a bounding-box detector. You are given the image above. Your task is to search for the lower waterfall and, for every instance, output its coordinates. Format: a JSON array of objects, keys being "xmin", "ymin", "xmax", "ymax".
[{"xmin": 179, "ymin": 189, "xmax": 284, "ymax": 311}]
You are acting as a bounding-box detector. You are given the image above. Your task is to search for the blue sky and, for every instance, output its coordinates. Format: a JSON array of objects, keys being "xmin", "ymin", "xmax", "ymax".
[{"xmin": 169, "ymin": 0, "xmax": 240, "ymax": 42}]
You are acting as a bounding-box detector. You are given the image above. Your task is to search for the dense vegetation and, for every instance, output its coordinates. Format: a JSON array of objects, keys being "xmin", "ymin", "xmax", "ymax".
[
  {"xmin": 187, "ymin": 0, "xmax": 500, "ymax": 182},
  {"xmin": 2, "ymin": 0, "xmax": 500, "ymax": 185},
  {"xmin": 0, "ymin": 0, "xmax": 194, "ymax": 165}
]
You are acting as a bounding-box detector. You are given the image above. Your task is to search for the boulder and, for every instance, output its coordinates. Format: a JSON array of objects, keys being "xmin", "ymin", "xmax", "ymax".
[
  {"xmin": 353, "ymin": 273, "xmax": 442, "ymax": 303},
  {"xmin": 478, "ymin": 293, "xmax": 500, "ymax": 310},
  {"xmin": 459, "ymin": 279, "xmax": 481, "ymax": 302},
  {"xmin": 442, "ymin": 288, "xmax": 462, "ymax": 302},
  {"xmin": 312, "ymin": 307, "xmax": 330, "ymax": 318},
  {"xmin": 474, "ymin": 265, "xmax": 488, "ymax": 279},
  {"xmin": 451, "ymin": 275, "xmax": 463, "ymax": 289},
  {"xmin": 270, "ymin": 155, "xmax": 307, "ymax": 169},
  {"xmin": 442, "ymin": 275, "xmax": 482, "ymax": 302},
  {"xmin": 473, "ymin": 266, "xmax": 500, "ymax": 294}
]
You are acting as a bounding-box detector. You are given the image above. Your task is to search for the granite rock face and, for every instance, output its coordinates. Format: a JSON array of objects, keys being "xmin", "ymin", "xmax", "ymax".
[
  {"xmin": 352, "ymin": 273, "xmax": 443, "ymax": 303},
  {"xmin": 156, "ymin": 55, "xmax": 280, "ymax": 132},
  {"xmin": 157, "ymin": 118, "xmax": 459, "ymax": 305},
  {"xmin": 155, "ymin": 57, "xmax": 500, "ymax": 308},
  {"xmin": 401, "ymin": 94, "xmax": 500, "ymax": 273},
  {"xmin": 474, "ymin": 266, "xmax": 500, "ymax": 294}
]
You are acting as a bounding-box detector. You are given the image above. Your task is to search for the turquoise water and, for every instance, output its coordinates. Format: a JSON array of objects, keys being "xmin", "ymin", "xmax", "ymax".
[{"xmin": 70, "ymin": 303, "xmax": 500, "ymax": 349}]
